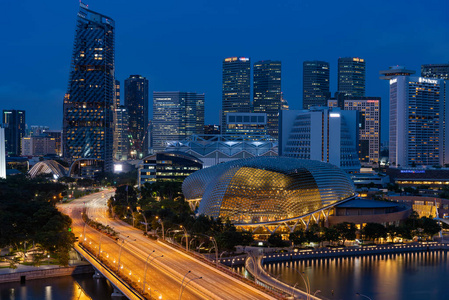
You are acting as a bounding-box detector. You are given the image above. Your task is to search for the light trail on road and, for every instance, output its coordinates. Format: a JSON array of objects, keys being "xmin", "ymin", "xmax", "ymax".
[{"xmin": 59, "ymin": 190, "xmax": 276, "ymax": 300}]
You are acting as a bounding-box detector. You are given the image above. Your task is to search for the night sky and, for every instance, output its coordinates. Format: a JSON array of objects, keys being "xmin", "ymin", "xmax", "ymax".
[{"xmin": 1, "ymin": 0, "xmax": 448, "ymax": 143}]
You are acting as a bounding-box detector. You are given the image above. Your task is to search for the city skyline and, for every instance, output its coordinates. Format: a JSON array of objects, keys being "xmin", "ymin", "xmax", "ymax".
[{"xmin": 1, "ymin": 0, "xmax": 448, "ymax": 143}]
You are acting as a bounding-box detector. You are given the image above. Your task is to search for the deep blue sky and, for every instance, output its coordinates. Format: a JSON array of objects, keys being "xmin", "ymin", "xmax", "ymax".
[{"xmin": 1, "ymin": 0, "xmax": 448, "ymax": 143}]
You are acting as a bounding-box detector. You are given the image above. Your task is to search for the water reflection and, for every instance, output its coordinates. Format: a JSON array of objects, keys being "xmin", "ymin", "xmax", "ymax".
[
  {"xmin": 266, "ymin": 250, "xmax": 449, "ymax": 300},
  {"xmin": 0, "ymin": 273, "xmax": 117, "ymax": 300}
]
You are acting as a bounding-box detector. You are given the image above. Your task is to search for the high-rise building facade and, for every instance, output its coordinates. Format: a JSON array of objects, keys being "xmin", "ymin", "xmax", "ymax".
[
  {"xmin": 226, "ymin": 112, "xmax": 268, "ymax": 136},
  {"xmin": 22, "ymin": 135, "xmax": 56, "ymax": 156},
  {"xmin": 329, "ymin": 97, "xmax": 381, "ymax": 164},
  {"xmin": 115, "ymin": 79, "xmax": 121, "ymax": 108},
  {"xmin": 2, "ymin": 110, "xmax": 25, "ymax": 156},
  {"xmin": 303, "ymin": 60, "xmax": 330, "ymax": 109},
  {"xmin": 280, "ymin": 107, "xmax": 360, "ymax": 173},
  {"xmin": 114, "ymin": 106, "xmax": 129, "ymax": 161},
  {"xmin": 63, "ymin": 3, "xmax": 115, "ymax": 171},
  {"xmin": 421, "ymin": 64, "xmax": 449, "ymax": 80},
  {"xmin": 338, "ymin": 57, "xmax": 366, "ymax": 97},
  {"xmin": 44, "ymin": 130, "xmax": 62, "ymax": 156},
  {"xmin": 222, "ymin": 57, "xmax": 251, "ymax": 133},
  {"xmin": 253, "ymin": 60, "xmax": 282, "ymax": 138},
  {"xmin": 125, "ymin": 75, "xmax": 149, "ymax": 159},
  {"xmin": 389, "ymin": 76, "xmax": 446, "ymax": 167},
  {"xmin": 153, "ymin": 92, "xmax": 205, "ymax": 153}
]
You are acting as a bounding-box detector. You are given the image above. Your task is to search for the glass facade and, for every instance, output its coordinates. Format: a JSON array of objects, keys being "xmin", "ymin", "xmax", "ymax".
[
  {"xmin": 183, "ymin": 157, "xmax": 355, "ymax": 224},
  {"xmin": 338, "ymin": 57, "xmax": 365, "ymax": 97},
  {"xmin": 125, "ymin": 75, "xmax": 149, "ymax": 158},
  {"xmin": 63, "ymin": 3, "xmax": 115, "ymax": 172},
  {"xmin": 253, "ymin": 60, "xmax": 282, "ymax": 138},
  {"xmin": 222, "ymin": 57, "xmax": 251, "ymax": 133},
  {"xmin": 139, "ymin": 152, "xmax": 202, "ymax": 186},
  {"xmin": 2, "ymin": 110, "xmax": 25, "ymax": 156},
  {"xmin": 152, "ymin": 92, "xmax": 205, "ymax": 153},
  {"xmin": 303, "ymin": 60, "xmax": 330, "ymax": 109}
]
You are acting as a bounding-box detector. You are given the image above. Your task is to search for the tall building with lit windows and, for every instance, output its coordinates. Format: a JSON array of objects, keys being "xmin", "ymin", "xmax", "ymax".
[
  {"xmin": 338, "ymin": 57, "xmax": 365, "ymax": 97},
  {"xmin": 125, "ymin": 75, "xmax": 149, "ymax": 158},
  {"xmin": 153, "ymin": 92, "xmax": 204, "ymax": 153},
  {"xmin": 280, "ymin": 107, "xmax": 361, "ymax": 173},
  {"xmin": 389, "ymin": 76, "xmax": 447, "ymax": 167},
  {"xmin": 115, "ymin": 80, "xmax": 121, "ymax": 107},
  {"xmin": 328, "ymin": 97, "xmax": 381, "ymax": 165},
  {"xmin": 421, "ymin": 63, "xmax": 449, "ymax": 80},
  {"xmin": 2, "ymin": 110, "xmax": 25, "ymax": 156},
  {"xmin": 222, "ymin": 57, "xmax": 251, "ymax": 133},
  {"xmin": 253, "ymin": 60, "xmax": 282, "ymax": 138},
  {"xmin": 303, "ymin": 60, "xmax": 330, "ymax": 109},
  {"xmin": 63, "ymin": 3, "xmax": 115, "ymax": 172}
]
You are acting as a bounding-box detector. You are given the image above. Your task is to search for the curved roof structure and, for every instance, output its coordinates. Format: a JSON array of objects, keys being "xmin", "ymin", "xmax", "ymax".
[
  {"xmin": 28, "ymin": 160, "xmax": 68, "ymax": 178},
  {"xmin": 183, "ymin": 156, "xmax": 356, "ymax": 225}
]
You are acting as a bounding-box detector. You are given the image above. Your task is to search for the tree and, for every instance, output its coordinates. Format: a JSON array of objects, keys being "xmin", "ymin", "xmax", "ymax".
[
  {"xmin": 362, "ymin": 223, "xmax": 387, "ymax": 243},
  {"xmin": 323, "ymin": 227, "xmax": 339, "ymax": 246},
  {"xmin": 268, "ymin": 233, "xmax": 288, "ymax": 247},
  {"xmin": 419, "ymin": 217, "xmax": 441, "ymax": 239},
  {"xmin": 289, "ymin": 229, "xmax": 306, "ymax": 246},
  {"xmin": 334, "ymin": 222, "xmax": 356, "ymax": 245}
]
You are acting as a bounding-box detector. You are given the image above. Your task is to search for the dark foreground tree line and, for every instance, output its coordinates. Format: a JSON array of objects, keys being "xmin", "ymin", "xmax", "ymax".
[{"xmin": 0, "ymin": 175, "xmax": 75, "ymax": 266}]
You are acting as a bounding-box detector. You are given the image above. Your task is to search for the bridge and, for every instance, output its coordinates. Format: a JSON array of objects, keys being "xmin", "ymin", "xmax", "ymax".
[{"xmin": 59, "ymin": 190, "xmax": 279, "ymax": 300}]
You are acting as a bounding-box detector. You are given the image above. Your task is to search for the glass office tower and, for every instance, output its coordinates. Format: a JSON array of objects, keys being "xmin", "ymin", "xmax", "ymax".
[
  {"xmin": 63, "ymin": 3, "xmax": 115, "ymax": 171},
  {"xmin": 253, "ymin": 60, "xmax": 282, "ymax": 138}
]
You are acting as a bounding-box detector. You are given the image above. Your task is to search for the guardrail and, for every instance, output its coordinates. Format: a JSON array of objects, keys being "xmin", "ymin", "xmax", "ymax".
[
  {"xmin": 75, "ymin": 243, "xmax": 146, "ymax": 300},
  {"xmin": 262, "ymin": 242, "xmax": 449, "ymax": 263}
]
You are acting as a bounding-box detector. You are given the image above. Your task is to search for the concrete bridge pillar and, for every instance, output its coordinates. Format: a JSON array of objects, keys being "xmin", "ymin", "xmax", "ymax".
[
  {"xmin": 111, "ymin": 287, "xmax": 125, "ymax": 298},
  {"xmin": 92, "ymin": 268, "xmax": 104, "ymax": 279}
]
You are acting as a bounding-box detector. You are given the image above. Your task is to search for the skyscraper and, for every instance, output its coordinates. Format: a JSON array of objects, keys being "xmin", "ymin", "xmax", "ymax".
[
  {"xmin": 280, "ymin": 107, "xmax": 360, "ymax": 173},
  {"xmin": 222, "ymin": 57, "xmax": 251, "ymax": 133},
  {"xmin": 389, "ymin": 76, "xmax": 446, "ymax": 167},
  {"xmin": 125, "ymin": 75, "xmax": 149, "ymax": 158},
  {"xmin": 329, "ymin": 97, "xmax": 381, "ymax": 164},
  {"xmin": 153, "ymin": 92, "xmax": 205, "ymax": 153},
  {"xmin": 113, "ymin": 106, "xmax": 129, "ymax": 161},
  {"xmin": 253, "ymin": 60, "xmax": 282, "ymax": 138},
  {"xmin": 338, "ymin": 57, "xmax": 366, "ymax": 97},
  {"xmin": 63, "ymin": 3, "xmax": 115, "ymax": 171},
  {"xmin": 421, "ymin": 63, "xmax": 449, "ymax": 80},
  {"xmin": 115, "ymin": 79, "xmax": 121, "ymax": 108},
  {"xmin": 302, "ymin": 60, "xmax": 330, "ymax": 109},
  {"xmin": 2, "ymin": 110, "xmax": 25, "ymax": 156}
]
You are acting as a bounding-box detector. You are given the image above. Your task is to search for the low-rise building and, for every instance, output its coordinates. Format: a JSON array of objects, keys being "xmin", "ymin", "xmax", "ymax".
[{"xmin": 138, "ymin": 151, "xmax": 202, "ymax": 187}]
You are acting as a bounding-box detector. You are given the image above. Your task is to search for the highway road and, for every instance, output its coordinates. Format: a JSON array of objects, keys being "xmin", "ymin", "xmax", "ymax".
[{"xmin": 59, "ymin": 190, "xmax": 277, "ymax": 300}]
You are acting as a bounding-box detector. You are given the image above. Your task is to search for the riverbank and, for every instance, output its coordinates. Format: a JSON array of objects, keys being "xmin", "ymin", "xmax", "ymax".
[
  {"xmin": 0, "ymin": 263, "xmax": 93, "ymax": 284},
  {"xmin": 262, "ymin": 242, "xmax": 449, "ymax": 263}
]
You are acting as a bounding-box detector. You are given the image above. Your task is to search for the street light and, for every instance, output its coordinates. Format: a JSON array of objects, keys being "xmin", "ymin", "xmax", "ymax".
[
  {"xmin": 355, "ymin": 292, "xmax": 372, "ymax": 300},
  {"xmin": 178, "ymin": 270, "xmax": 191, "ymax": 298},
  {"xmin": 210, "ymin": 236, "xmax": 218, "ymax": 267},
  {"xmin": 117, "ymin": 236, "xmax": 136, "ymax": 275},
  {"xmin": 138, "ymin": 210, "xmax": 148, "ymax": 234},
  {"xmin": 156, "ymin": 217, "xmax": 164, "ymax": 240},
  {"xmin": 179, "ymin": 275, "xmax": 202, "ymax": 300},
  {"xmin": 97, "ymin": 232, "xmax": 104, "ymax": 258},
  {"xmin": 180, "ymin": 225, "xmax": 189, "ymax": 251},
  {"xmin": 286, "ymin": 266, "xmax": 310, "ymax": 300},
  {"xmin": 143, "ymin": 254, "xmax": 163, "ymax": 293},
  {"xmin": 127, "ymin": 206, "xmax": 135, "ymax": 227}
]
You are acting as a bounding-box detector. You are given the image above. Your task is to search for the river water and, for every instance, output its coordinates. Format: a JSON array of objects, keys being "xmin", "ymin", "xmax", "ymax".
[
  {"xmin": 0, "ymin": 273, "xmax": 118, "ymax": 300},
  {"xmin": 266, "ymin": 250, "xmax": 449, "ymax": 300}
]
